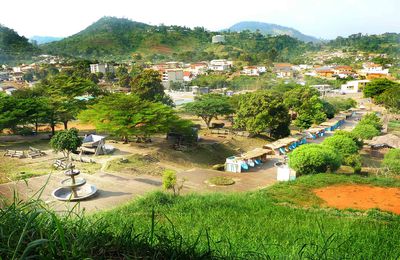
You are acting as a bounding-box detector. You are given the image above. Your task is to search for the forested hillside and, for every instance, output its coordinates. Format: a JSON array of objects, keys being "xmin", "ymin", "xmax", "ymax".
[
  {"xmin": 42, "ymin": 17, "xmax": 315, "ymax": 63},
  {"xmin": 0, "ymin": 24, "xmax": 40, "ymax": 63},
  {"xmin": 328, "ymin": 33, "xmax": 400, "ymax": 56}
]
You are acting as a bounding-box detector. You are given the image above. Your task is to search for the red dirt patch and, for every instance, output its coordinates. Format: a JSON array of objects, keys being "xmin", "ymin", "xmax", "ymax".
[{"xmin": 314, "ymin": 185, "xmax": 400, "ymax": 214}]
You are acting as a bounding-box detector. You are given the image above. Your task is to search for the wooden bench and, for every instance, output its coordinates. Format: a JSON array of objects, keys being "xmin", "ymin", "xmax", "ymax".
[
  {"xmin": 4, "ymin": 150, "xmax": 25, "ymax": 159},
  {"xmin": 27, "ymin": 147, "xmax": 46, "ymax": 159},
  {"xmin": 53, "ymin": 159, "xmax": 72, "ymax": 170}
]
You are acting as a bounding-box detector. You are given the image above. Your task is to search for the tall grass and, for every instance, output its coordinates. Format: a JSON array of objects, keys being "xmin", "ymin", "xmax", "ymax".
[{"xmin": 1, "ymin": 174, "xmax": 400, "ymax": 259}]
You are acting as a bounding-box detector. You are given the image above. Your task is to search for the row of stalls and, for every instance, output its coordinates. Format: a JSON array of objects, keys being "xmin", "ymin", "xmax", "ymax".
[
  {"xmin": 263, "ymin": 135, "xmax": 307, "ymax": 156},
  {"xmin": 225, "ymin": 148, "xmax": 268, "ymax": 173},
  {"xmin": 225, "ymin": 111, "xmax": 354, "ymax": 173}
]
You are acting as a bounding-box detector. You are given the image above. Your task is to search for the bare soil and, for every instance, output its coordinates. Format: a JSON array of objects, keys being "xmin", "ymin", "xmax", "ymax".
[{"xmin": 314, "ymin": 185, "xmax": 400, "ymax": 215}]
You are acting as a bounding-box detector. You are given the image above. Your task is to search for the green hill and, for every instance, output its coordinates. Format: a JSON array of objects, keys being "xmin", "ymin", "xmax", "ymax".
[
  {"xmin": 328, "ymin": 33, "xmax": 400, "ymax": 56},
  {"xmin": 0, "ymin": 24, "xmax": 39, "ymax": 63},
  {"xmin": 42, "ymin": 17, "xmax": 312, "ymax": 63},
  {"xmin": 226, "ymin": 21, "xmax": 320, "ymax": 43}
]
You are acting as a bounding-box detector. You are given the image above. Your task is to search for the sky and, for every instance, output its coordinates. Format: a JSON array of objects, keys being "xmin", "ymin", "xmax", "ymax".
[{"xmin": 1, "ymin": 0, "xmax": 399, "ymax": 39}]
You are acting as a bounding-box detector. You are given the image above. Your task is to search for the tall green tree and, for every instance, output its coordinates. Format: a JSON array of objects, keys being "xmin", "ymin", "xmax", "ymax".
[
  {"xmin": 183, "ymin": 94, "xmax": 234, "ymax": 129},
  {"xmin": 79, "ymin": 93, "xmax": 180, "ymax": 142},
  {"xmin": 50, "ymin": 128, "xmax": 82, "ymax": 160},
  {"xmin": 35, "ymin": 74, "xmax": 102, "ymax": 132},
  {"xmin": 284, "ymin": 86, "xmax": 326, "ymax": 129},
  {"xmin": 363, "ymin": 78, "xmax": 398, "ymax": 98},
  {"xmin": 234, "ymin": 91, "xmax": 290, "ymax": 138},
  {"xmin": 131, "ymin": 69, "xmax": 173, "ymax": 106}
]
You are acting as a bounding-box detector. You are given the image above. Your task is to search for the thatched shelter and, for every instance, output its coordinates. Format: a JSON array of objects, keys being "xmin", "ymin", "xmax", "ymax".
[{"xmin": 369, "ymin": 134, "xmax": 400, "ymax": 149}]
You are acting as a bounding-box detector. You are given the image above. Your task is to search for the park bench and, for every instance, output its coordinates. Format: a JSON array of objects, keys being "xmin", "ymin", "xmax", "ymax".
[
  {"xmin": 53, "ymin": 159, "xmax": 72, "ymax": 170},
  {"xmin": 3, "ymin": 149, "xmax": 25, "ymax": 159},
  {"xmin": 27, "ymin": 147, "xmax": 45, "ymax": 159}
]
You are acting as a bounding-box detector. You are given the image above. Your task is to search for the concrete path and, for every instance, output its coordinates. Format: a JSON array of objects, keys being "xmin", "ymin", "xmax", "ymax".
[{"xmin": 0, "ymin": 171, "xmax": 162, "ymax": 213}]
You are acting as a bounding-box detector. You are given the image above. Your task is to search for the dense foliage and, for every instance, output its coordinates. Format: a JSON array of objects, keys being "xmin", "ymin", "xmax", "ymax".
[
  {"xmin": 0, "ymin": 24, "xmax": 39, "ymax": 63},
  {"xmin": 41, "ymin": 17, "xmax": 314, "ymax": 63},
  {"xmin": 50, "ymin": 128, "xmax": 82, "ymax": 159},
  {"xmin": 364, "ymin": 79, "xmax": 400, "ymax": 112},
  {"xmin": 328, "ymin": 33, "xmax": 400, "ymax": 57},
  {"xmin": 234, "ymin": 91, "xmax": 290, "ymax": 137},
  {"xmin": 288, "ymin": 144, "xmax": 342, "ymax": 175},
  {"xmin": 183, "ymin": 94, "xmax": 234, "ymax": 128},
  {"xmin": 322, "ymin": 135, "xmax": 359, "ymax": 157},
  {"xmin": 79, "ymin": 93, "xmax": 181, "ymax": 142}
]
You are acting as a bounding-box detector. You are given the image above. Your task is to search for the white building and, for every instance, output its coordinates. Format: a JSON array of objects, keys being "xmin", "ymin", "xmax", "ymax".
[
  {"xmin": 242, "ymin": 66, "xmax": 259, "ymax": 76},
  {"xmin": 340, "ymin": 80, "xmax": 370, "ymax": 94},
  {"xmin": 209, "ymin": 59, "xmax": 232, "ymax": 71},
  {"xmin": 90, "ymin": 64, "xmax": 114, "ymax": 74},
  {"xmin": 212, "ymin": 35, "xmax": 225, "ymax": 44}
]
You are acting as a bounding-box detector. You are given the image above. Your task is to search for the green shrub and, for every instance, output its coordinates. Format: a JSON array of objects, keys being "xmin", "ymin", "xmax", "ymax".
[
  {"xmin": 343, "ymin": 154, "xmax": 362, "ymax": 174},
  {"xmin": 334, "ymin": 130, "xmax": 363, "ymax": 148},
  {"xmin": 322, "ymin": 135, "xmax": 359, "ymax": 157},
  {"xmin": 359, "ymin": 113, "xmax": 383, "ymax": 131},
  {"xmin": 288, "ymin": 144, "xmax": 342, "ymax": 175},
  {"xmin": 162, "ymin": 169, "xmax": 177, "ymax": 191},
  {"xmin": 352, "ymin": 124, "xmax": 380, "ymax": 140},
  {"xmin": 208, "ymin": 176, "xmax": 235, "ymax": 186},
  {"xmin": 382, "ymin": 149, "xmax": 400, "ymax": 174}
]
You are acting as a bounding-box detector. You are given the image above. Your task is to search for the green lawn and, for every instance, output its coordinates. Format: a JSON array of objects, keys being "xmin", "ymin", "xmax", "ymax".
[{"xmin": 4, "ymin": 173, "xmax": 399, "ymax": 259}]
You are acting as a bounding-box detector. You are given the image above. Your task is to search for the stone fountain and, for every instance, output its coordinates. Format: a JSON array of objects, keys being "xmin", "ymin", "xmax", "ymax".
[{"xmin": 52, "ymin": 166, "xmax": 97, "ymax": 201}]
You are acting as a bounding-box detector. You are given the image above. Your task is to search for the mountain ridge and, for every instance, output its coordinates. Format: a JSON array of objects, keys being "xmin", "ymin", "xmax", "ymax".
[{"xmin": 225, "ymin": 21, "xmax": 320, "ymax": 43}]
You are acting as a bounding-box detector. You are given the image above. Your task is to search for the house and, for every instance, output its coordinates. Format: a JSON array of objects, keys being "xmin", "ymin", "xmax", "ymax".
[
  {"xmin": 340, "ymin": 80, "xmax": 370, "ymax": 94},
  {"xmin": 212, "ymin": 35, "xmax": 225, "ymax": 44},
  {"xmin": 183, "ymin": 71, "xmax": 192, "ymax": 82},
  {"xmin": 189, "ymin": 62, "xmax": 208, "ymax": 76},
  {"xmin": 242, "ymin": 66, "xmax": 259, "ymax": 76},
  {"xmin": 311, "ymin": 84, "xmax": 333, "ymax": 96},
  {"xmin": 90, "ymin": 64, "xmax": 115, "ymax": 74},
  {"xmin": 333, "ymin": 65, "xmax": 354, "ymax": 78},
  {"xmin": 160, "ymin": 69, "xmax": 184, "ymax": 88},
  {"xmin": 209, "ymin": 59, "xmax": 232, "ymax": 71},
  {"xmin": 360, "ymin": 62, "xmax": 389, "ymax": 80},
  {"xmin": 274, "ymin": 63, "xmax": 293, "ymax": 78},
  {"xmin": 315, "ymin": 66, "xmax": 334, "ymax": 78}
]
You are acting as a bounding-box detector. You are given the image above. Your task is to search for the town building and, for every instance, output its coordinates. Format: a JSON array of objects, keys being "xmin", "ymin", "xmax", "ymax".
[
  {"xmin": 89, "ymin": 64, "xmax": 115, "ymax": 74},
  {"xmin": 209, "ymin": 59, "xmax": 232, "ymax": 71},
  {"xmin": 212, "ymin": 35, "xmax": 225, "ymax": 44},
  {"xmin": 340, "ymin": 80, "xmax": 370, "ymax": 94}
]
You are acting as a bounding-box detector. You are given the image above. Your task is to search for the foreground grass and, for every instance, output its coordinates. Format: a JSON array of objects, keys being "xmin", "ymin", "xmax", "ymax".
[{"xmin": 2, "ymin": 174, "xmax": 400, "ymax": 259}]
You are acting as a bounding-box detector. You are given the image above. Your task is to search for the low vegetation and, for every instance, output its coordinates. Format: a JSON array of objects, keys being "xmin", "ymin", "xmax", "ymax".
[
  {"xmin": 2, "ymin": 174, "xmax": 400, "ymax": 259},
  {"xmin": 208, "ymin": 176, "xmax": 235, "ymax": 186},
  {"xmin": 105, "ymin": 154, "xmax": 165, "ymax": 176}
]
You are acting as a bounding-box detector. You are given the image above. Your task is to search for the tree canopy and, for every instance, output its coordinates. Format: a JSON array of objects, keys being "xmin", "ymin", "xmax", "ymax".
[
  {"xmin": 234, "ymin": 91, "xmax": 290, "ymax": 138},
  {"xmin": 183, "ymin": 94, "xmax": 234, "ymax": 129},
  {"xmin": 288, "ymin": 144, "xmax": 342, "ymax": 175},
  {"xmin": 50, "ymin": 128, "xmax": 82, "ymax": 160},
  {"xmin": 131, "ymin": 69, "xmax": 173, "ymax": 106},
  {"xmin": 79, "ymin": 93, "xmax": 180, "ymax": 142}
]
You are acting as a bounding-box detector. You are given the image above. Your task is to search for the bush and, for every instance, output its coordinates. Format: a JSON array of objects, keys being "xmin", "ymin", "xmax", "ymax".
[
  {"xmin": 208, "ymin": 176, "xmax": 235, "ymax": 186},
  {"xmin": 322, "ymin": 135, "xmax": 359, "ymax": 157},
  {"xmin": 343, "ymin": 154, "xmax": 362, "ymax": 174},
  {"xmin": 359, "ymin": 113, "xmax": 382, "ymax": 131},
  {"xmin": 382, "ymin": 149, "xmax": 400, "ymax": 174},
  {"xmin": 334, "ymin": 130, "xmax": 363, "ymax": 148},
  {"xmin": 162, "ymin": 169, "xmax": 177, "ymax": 191},
  {"xmin": 288, "ymin": 144, "xmax": 342, "ymax": 175},
  {"xmin": 352, "ymin": 124, "xmax": 380, "ymax": 140}
]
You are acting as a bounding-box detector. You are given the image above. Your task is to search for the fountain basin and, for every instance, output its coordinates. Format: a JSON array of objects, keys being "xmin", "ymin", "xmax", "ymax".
[
  {"xmin": 52, "ymin": 185, "xmax": 97, "ymax": 201},
  {"xmin": 61, "ymin": 177, "xmax": 86, "ymax": 188},
  {"xmin": 64, "ymin": 169, "xmax": 80, "ymax": 176}
]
